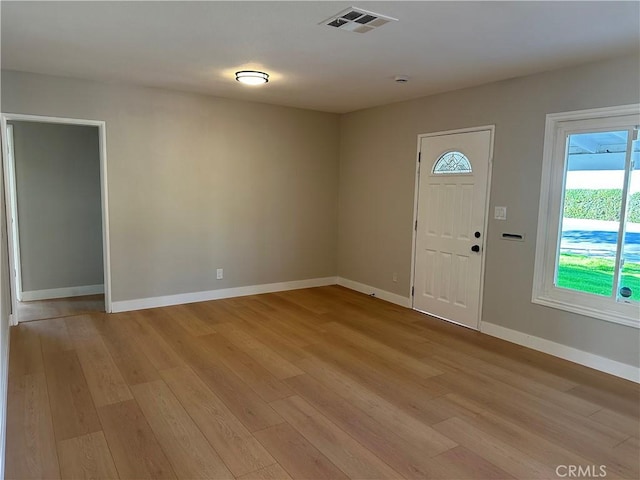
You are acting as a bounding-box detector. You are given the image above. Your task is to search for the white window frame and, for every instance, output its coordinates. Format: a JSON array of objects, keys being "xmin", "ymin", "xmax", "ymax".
[{"xmin": 533, "ymin": 104, "xmax": 640, "ymax": 328}]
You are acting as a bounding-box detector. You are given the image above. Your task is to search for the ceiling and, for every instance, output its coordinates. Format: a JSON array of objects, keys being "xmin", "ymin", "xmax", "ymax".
[{"xmin": 2, "ymin": 1, "xmax": 639, "ymax": 114}]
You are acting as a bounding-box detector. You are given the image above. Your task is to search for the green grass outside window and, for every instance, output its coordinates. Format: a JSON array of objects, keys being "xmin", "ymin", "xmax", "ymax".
[{"xmin": 557, "ymin": 253, "xmax": 640, "ymax": 301}]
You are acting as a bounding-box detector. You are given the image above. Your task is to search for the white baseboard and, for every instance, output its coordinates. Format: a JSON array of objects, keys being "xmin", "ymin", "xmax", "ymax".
[
  {"xmin": 337, "ymin": 277, "xmax": 411, "ymax": 308},
  {"xmin": 481, "ymin": 322, "xmax": 639, "ymax": 383},
  {"xmin": 111, "ymin": 277, "xmax": 338, "ymax": 313},
  {"xmin": 21, "ymin": 284, "xmax": 104, "ymax": 301}
]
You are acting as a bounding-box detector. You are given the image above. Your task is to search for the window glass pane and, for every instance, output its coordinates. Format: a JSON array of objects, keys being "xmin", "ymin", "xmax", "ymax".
[
  {"xmin": 432, "ymin": 151, "xmax": 472, "ymax": 174},
  {"xmin": 557, "ymin": 130, "xmax": 628, "ymax": 296},
  {"xmin": 618, "ymin": 136, "xmax": 639, "ymax": 302}
]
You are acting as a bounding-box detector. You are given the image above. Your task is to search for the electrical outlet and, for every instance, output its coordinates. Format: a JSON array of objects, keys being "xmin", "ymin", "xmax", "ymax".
[
  {"xmin": 216, "ymin": 268, "xmax": 223, "ymax": 280},
  {"xmin": 392, "ymin": 272, "xmax": 398, "ymax": 282}
]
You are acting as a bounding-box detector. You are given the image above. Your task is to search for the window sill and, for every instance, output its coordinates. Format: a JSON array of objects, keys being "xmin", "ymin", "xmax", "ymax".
[{"xmin": 532, "ymin": 293, "xmax": 639, "ymax": 329}]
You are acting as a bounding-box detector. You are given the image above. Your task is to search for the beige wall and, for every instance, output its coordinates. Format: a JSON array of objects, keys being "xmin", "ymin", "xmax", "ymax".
[
  {"xmin": 1, "ymin": 71, "xmax": 339, "ymax": 301},
  {"xmin": 338, "ymin": 54, "xmax": 640, "ymax": 367},
  {"xmin": 10, "ymin": 121, "xmax": 103, "ymax": 293}
]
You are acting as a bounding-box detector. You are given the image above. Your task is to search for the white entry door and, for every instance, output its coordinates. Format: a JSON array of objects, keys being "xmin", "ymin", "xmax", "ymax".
[{"xmin": 413, "ymin": 128, "xmax": 492, "ymax": 329}]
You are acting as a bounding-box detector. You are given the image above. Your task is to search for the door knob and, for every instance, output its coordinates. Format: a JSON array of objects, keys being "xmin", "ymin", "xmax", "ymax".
[{"xmin": 471, "ymin": 245, "xmax": 480, "ymax": 252}]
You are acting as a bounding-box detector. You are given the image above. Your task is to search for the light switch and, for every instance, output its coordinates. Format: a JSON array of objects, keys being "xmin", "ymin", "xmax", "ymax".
[{"xmin": 494, "ymin": 206, "xmax": 507, "ymax": 220}]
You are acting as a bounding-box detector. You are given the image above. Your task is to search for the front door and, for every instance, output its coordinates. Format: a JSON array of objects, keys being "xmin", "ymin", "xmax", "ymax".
[{"xmin": 413, "ymin": 128, "xmax": 492, "ymax": 329}]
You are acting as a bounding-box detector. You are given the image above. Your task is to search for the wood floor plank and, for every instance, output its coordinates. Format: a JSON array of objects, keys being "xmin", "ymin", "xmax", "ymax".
[
  {"xmin": 192, "ymin": 361, "xmax": 285, "ymax": 433},
  {"xmin": 161, "ymin": 366, "xmax": 276, "ymax": 477},
  {"xmin": 43, "ymin": 350, "xmax": 102, "ymax": 441},
  {"xmin": 253, "ymin": 423, "xmax": 348, "ymax": 480},
  {"xmin": 229, "ymin": 311, "xmax": 309, "ymax": 362},
  {"xmin": 197, "ymin": 333, "xmax": 294, "ymax": 402},
  {"xmin": 215, "ymin": 322, "xmax": 304, "ymax": 379},
  {"xmin": 508, "ymin": 343, "xmax": 632, "ymax": 394},
  {"xmin": 8, "ymin": 323, "xmax": 44, "ymax": 377},
  {"xmin": 30, "ymin": 317, "xmax": 74, "ymax": 354},
  {"xmin": 614, "ymin": 436, "xmax": 640, "ymax": 474},
  {"xmin": 164, "ymin": 303, "xmax": 217, "ymax": 336},
  {"xmin": 435, "ymin": 393, "xmax": 636, "ymax": 478},
  {"xmin": 423, "ymin": 392, "xmax": 485, "ymax": 422},
  {"xmin": 297, "ymin": 356, "xmax": 456, "ymax": 456},
  {"xmin": 131, "ymin": 379, "xmax": 234, "ymax": 479},
  {"xmin": 122, "ymin": 310, "xmax": 185, "ymax": 371},
  {"xmin": 419, "ymin": 329, "xmax": 578, "ymax": 392},
  {"xmin": 238, "ymin": 463, "xmax": 293, "ymax": 480},
  {"xmin": 425, "ymin": 345, "xmax": 602, "ymax": 417},
  {"xmin": 615, "ymin": 435, "xmax": 639, "ymax": 454},
  {"xmin": 228, "ymin": 297, "xmax": 278, "ymax": 313},
  {"xmin": 253, "ymin": 294, "xmax": 330, "ymax": 335},
  {"xmin": 304, "ymin": 339, "xmax": 449, "ymax": 425},
  {"xmin": 200, "ymin": 297, "xmax": 249, "ymax": 322},
  {"xmin": 5, "ymin": 372, "xmax": 60, "ymax": 480},
  {"xmin": 432, "ymin": 416, "xmax": 557, "ymax": 478},
  {"xmin": 424, "ymin": 446, "xmax": 515, "ymax": 479},
  {"xmin": 65, "ymin": 312, "xmax": 133, "ymax": 407},
  {"xmin": 97, "ymin": 399, "xmax": 176, "ymax": 479},
  {"xmin": 598, "ymin": 442, "xmax": 640, "ymax": 479},
  {"xmin": 243, "ymin": 303, "xmax": 317, "ymax": 348},
  {"xmin": 285, "ymin": 373, "xmax": 455, "ymax": 479},
  {"xmin": 57, "ymin": 431, "xmax": 119, "ymax": 480},
  {"xmin": 92, "ymin": 313, "xmax": 161, "ymax": 385},
  {"xmin": 17, "ymin": 295, "xmax": 104, "ymax": 323},
  {"xmin": 590, "ymin": 407, "xmax": 640, "ymax": 439},
  {"xmin": 568, "ymin": 383, "xmax": 640, "ymax": 419},
  {"xmin": 273, "ymin": 288, "xmax": 333, "ymax": 315},
  {"xmin": 75, "ymin": 340, "xmax": 133, "ymax": 407},
  {"xmin": 184, "ymin": 300, "xmax": 238, "ymax": 325},
  {"xmin": 256, "ymin": 317, "xmax": 316, "ymax": 348},
  {"xmin": 148, "ymin": 312, "xmax": 284, "ymax": 432},
  {"xmin": 270, "ymin": 395, "xmax": 404, "ymax": 479},
  {"xmin": 431, "ymin": 365, "xmax": 629, "ymax": 452},
  {"xmin": 65, "ymin": 314, "xmax": 104, "ymax": 347},
  {"xmin": 322, "ymin": 305, "xmax": 430, "ymax": 354},
  {"xmin": 322, "ymin": 321, "xmax": 443, "ymax": 378}
]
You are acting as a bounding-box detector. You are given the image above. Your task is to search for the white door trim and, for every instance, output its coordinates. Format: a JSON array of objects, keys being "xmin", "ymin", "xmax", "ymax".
[
  {"xmin": 410, "ymin": 125, "xmax": 495, "ymax": 330},
  {"xmin": 0, "ymin": 113, "xmax": 113, "ymax": 321},
  {"xmin": 4, "ymin": 125, "xmax": 23, "ymax": 303}
]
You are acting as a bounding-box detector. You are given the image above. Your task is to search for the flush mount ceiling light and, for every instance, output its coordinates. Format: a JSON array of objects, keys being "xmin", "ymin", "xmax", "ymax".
[{"xmin": 235, "ymin": 70, "xmax": 269, "ymax": 85}]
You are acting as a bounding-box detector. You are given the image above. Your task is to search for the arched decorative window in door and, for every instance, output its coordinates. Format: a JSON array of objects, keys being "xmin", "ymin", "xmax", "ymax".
[{"xmin": 432, "ymin": 151, "xmax": 472, "ymax": 174}]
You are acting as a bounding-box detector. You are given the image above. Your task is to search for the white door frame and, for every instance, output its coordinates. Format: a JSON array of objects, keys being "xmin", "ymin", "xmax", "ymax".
[
  {"xmin": 4, "ymin": 125, "xmax": 22, "ymax": 303},
  {"xmin": 410, "ymin": 125, "xmax": 495, "ymax": 330},
  {"xmin": 0, "ymin": 113, "xmax": 113, "ymax": 323}
]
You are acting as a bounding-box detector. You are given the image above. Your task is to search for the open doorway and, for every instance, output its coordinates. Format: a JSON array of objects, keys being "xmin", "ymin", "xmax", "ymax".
[{"xmin": 1, "ymin": 114, "xmax": 111, "ymax": 324}]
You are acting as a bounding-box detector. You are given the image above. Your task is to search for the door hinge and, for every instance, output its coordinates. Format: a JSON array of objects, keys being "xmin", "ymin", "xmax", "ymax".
[
  {"xmin": 415, "ymin": 220, "xmax": 418, "ymax": 231},
  {"xmin": 411, "ymin": 286, "xmax": 415, "ymax": 297},
  {"xmin": 418, "ymin": 152, "xmax": 421, "ymax": 163}
]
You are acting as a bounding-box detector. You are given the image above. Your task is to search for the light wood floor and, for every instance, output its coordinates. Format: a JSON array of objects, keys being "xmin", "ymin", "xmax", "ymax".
[
  {"xmin": 6, "ymin": 286, "xmax": 639, "ymax": 479},
  {"xmin": 16, "ymin": 294, "xmax": 104, "ymax": 323}
]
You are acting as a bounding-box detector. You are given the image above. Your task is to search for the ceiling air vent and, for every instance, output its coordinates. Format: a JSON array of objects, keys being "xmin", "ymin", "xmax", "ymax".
[{"xmin": 321, "ymin": 7, "xmax": 398, "ymax": 34}]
